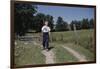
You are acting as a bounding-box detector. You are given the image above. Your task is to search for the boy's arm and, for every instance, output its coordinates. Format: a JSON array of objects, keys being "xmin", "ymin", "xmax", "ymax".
[
  {"xmin": 48, "ymin": 27, "xmax": 50, "ymax": 35},
  {"xmin": 49, "ymin": 32, "xmax": 50, "ymax": 35}
]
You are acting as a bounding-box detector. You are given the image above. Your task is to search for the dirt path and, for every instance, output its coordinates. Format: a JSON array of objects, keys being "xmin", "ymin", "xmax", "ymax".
[
  {"xmin": 42, "ymin": 50, "xmax": 55, "ymax": 64},
  {"xmin": 63, "ymin": 46, "xmax": 87, "ymax": 61},
  {"xmin": 34, "ymin": 41, "xmax": 55, "ymax": 64},
  {"xmin": 34, "ymin": 41, "xmax": 87, "ymax": 63}
]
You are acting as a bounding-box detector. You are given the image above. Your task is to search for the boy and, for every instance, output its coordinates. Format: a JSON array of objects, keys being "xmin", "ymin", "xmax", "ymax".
[{"xmin": 41, "ymin": 21, "xmax": 51, "ymax": 51}]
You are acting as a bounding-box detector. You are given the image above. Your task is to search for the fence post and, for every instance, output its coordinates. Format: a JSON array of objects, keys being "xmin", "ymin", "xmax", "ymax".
[{"xmin": 73, "ymin": 24, "xmax": 79, "ymax": 45}]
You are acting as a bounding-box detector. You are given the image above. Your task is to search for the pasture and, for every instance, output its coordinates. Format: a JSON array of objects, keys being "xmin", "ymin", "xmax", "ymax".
[{"xmin": 14, "ymin": 29, "xmax": 95, "ymax": 66}]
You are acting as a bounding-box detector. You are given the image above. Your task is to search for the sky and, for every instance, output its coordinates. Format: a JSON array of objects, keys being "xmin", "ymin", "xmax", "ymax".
[{"xmin": 36, "ymin": 5, "xmax": 94, "ymax": 24}]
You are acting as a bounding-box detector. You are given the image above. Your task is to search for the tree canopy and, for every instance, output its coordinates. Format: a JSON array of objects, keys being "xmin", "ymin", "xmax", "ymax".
[
  {"xmin": 14, "ymin": 3, "xmax": 94, "ymax": 36},
  {"xmin": 14, "ymin": 3, "xmax": 37, "ymax": 36},
  {"xmin": 55, "ymin": 16, "xmax": 69, "ymax": 31}
]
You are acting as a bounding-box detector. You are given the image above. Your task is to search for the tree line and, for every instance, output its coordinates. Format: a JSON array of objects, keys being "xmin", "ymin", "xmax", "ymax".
[{"xmin": 14, "ymin": 3, "xmax": 94, "ymax": 36}]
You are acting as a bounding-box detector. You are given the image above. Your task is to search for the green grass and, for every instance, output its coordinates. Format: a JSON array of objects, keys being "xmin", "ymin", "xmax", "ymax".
[
  {"xmin": 64, "ymin": 43, "xmax": 95, "ymax": 61},
  {"xmin": 50, "ymin": 29, "xmax": 95, "ymax": 62},
  {"xmin": 14, "ymin": 40, "xmax": 45, "ymax": 66},
  {"xmin": 51, "ymin": 29, "xmax": 94, "ymax": 52},
  {"xmin": 14, "ymin": 29, "xmax": 95, "ymax": 66},
  {"xmin": 51, "ymin": 43, "xmax": 78, "ymax": 63}
]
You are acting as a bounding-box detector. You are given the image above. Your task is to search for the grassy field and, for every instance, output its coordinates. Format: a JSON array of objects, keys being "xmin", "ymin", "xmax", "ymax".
[
  {"xmin": 51, "ymin": 43, "xmax": 78, "ymax": 63},
  {"xmin": 51, "ymin": 29, "xmax": 94, "ymax": 52},
  {"xmin": 64, "ymin": 43, "xmax": 95, "ymax": 61},
  {"xmin": 14, "ymin": 29, "xmax": 95, "ymax": 66},
  {"xmin": 14, "ymin": 40, "xmax": 45, "ymax": 66}
]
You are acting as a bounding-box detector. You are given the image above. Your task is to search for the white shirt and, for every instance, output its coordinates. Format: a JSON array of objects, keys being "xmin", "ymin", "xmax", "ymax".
[{"xmin": 41, "ymin": 25, "xmax": 51, "ymax": 32}]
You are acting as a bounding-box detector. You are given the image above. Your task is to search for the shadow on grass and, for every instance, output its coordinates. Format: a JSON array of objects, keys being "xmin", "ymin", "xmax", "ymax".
[{"xmin": 48, "ymin": 47, "xmax": 54, "ymax": 51}]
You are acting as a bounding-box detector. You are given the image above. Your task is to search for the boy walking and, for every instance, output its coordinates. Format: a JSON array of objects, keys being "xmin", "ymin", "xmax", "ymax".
[{"xmin": 41, "ymin": 21, "xmax": 51, "ymax": 51}]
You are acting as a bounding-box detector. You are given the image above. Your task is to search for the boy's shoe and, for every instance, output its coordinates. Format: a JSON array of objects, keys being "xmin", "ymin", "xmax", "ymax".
[{"xmin": 46, "ymin": 48, "xmax": 49, "ymax": 51}]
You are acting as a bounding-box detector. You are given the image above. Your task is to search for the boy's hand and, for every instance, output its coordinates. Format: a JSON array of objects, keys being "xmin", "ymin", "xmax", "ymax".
[{"xmin": 49, "ymin": 32, "xmax": 50, "ymax": 35}]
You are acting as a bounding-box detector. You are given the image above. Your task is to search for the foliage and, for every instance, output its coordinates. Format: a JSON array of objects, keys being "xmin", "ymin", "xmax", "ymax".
[
  {"xmin": 81, "ymin": 18, "xmax": 89, "ymax": 29},
  {"xmin": 70, "ymin": 18, "xmax": 94, "ymax": 30},
  {"xmin": 33, "ymin": 13, "xmax": 54, "ymax": 32},
  {"xmin": 14, "ymin": 3, "xmax": 37, "ymax": 36},
  {"xmin": 70, "ymin": 20, "xmax": 82, "ymax": 30},
  {"xmin": 55, "ymin": 16, "xmax": 69, "ymax": 31},
  {"xmin": 14, "ymin": 3, "xmax": 94, "ymax": 35}
]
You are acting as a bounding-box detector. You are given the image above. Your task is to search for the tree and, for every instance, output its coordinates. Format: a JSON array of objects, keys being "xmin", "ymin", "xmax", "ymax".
[
  {"xmin": 55, "ymin": 17, "xmax": 63, "ymax": 31},
  {"xmin": 55, "ymin": 16, "xmax": 68, "ymax": 31},
  {"xmin": 70, "ymin": 20, "xmax": 82, "ymax": 30},
  {"xmin": 89, "ymin": 18, "xmax": 94, "ymax": 29},
  {"xmin": 62, "ymin": 21, "xmax": 69, "ymax": 31},
  {"xmin": 45, "ymin": 15, "xmax": 54, "ymax": 31},
  {"xmin": 70, "ymin": 21, "xmax": 75, "ymax": 30},
  {"xmin": 33, "ymin": 14, "xmax": 54, "ymax": 32},
  {"xmin": 33, "ymin": 13, "xmax": 46, "ymax": 32},
  {"xmin": 14, "ymin": 3, "xmax": 37, "ymax": 36},
  {"xmin": 81, "ymin": 18, "xmax": 89, "ymax": 29}
]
